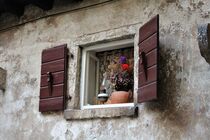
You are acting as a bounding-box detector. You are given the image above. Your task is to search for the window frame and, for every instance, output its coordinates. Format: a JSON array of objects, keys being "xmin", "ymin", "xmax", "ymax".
[{"xmin": 80, "ymin": 38, "xmax": 135, "ymax": 110}]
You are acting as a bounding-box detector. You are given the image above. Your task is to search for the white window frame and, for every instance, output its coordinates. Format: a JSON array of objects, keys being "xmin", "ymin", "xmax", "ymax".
[{"xmin": 80, "ymin": 39, "xmax": 135, "ymax": 110}]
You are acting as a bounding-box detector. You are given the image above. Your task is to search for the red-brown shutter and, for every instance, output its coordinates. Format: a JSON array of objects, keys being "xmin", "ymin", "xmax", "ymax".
[
  {"xmin": 138, "ymin": 15, "xmax": 159, "ymax": 103},
  {"xmin": 39, "ymin": 44, "xmax": 68, "ymax": 112}
]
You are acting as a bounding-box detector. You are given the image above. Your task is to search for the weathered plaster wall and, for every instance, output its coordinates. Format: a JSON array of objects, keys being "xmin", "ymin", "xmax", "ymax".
[{"xmin": 0, "ymin": 0, "xmax": 210, "ymax": 139}]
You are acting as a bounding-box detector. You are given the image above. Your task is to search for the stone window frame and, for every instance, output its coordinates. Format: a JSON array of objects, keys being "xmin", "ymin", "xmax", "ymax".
[
  {"xmin": 80, "ymin": 39, "xmax": 135, "ymax": 110},
  {"xmin": 64, "ymin": 31, "xmax": 139, "ymax": 120}
]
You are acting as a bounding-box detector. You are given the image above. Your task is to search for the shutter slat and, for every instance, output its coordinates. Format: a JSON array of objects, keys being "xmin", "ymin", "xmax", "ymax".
[
  {"xmin": 139, "ymin": 49, "xmax": 157, "ymax": 72},
  {"xmin": 139, "ymin": 33, "xmax": 157, "ymax": 53},
  {"xmin": 42, "ymin": 44, "xmax": 66, "ymax": 63},
  {"xmin": 139, "ymin": 17, "xmax": 158, "ymax": 44},
  {"xmin": 138, "ymin": 15, "xmax": 159, "ymax": 103},
  {"xmin": 138, "ymin": 82, "xmax": 157, "ymax": 102},
  {"xmin": 41, "ymin": 71, "xmax": 64, "ymax": 87},
  {"xmin": 139, "ymin": 65, "xmax": 157, "ymax": 86},
  {"xmin": 41, "ymin": 59, "xmax": 65, "ymax": 75},
  {"xmin": 40, "ymin": 84, "xmax": 64, "ymax": 99},
  {"xmin": 39, "ymin": 97, "xmax": 64, "ymax": 112}
]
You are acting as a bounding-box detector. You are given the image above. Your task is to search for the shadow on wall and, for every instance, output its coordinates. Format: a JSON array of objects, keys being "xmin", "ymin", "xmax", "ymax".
[{"xmin": 144, "ymin": 43, "xmax": 191, "ymax": 130}]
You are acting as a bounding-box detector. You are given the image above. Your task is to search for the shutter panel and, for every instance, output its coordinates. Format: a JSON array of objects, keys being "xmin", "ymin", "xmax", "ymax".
[
  {"xmin": 39, "ymin": 44, "xmax": 68, "ymax": 112},
  {"xmin": 138, "ymin": 15, "xmax": 159, "ymax": 103}
]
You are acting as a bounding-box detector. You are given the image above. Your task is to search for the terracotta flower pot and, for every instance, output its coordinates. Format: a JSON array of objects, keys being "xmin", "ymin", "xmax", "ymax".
[{"xmin": 110, "ymin": 91, "xmax": 130, "ymax": 104}]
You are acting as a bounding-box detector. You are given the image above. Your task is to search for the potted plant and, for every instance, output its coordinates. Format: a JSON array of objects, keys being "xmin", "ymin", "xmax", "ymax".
[{"xmin": 108, "ymin": 56, "xmax": 134, "ymax": 104}]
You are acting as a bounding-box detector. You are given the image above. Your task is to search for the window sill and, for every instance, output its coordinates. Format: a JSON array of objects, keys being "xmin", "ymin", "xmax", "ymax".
[
  {"xmin": 82, "ymin": 103, "xmax": 134, "ymax": 109},
  {"xmin": 64, "ymin": 105, "xmax": 138, "ymax": 120}
]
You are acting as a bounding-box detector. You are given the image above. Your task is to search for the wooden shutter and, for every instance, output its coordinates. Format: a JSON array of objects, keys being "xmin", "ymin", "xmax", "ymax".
[
  {"xmin": 39, "ymin": 44, "xmax": 68, "ymax": 112},
  {"xmin": 138, "ymin": 15, "xmax": 159, "ymax": 103}
]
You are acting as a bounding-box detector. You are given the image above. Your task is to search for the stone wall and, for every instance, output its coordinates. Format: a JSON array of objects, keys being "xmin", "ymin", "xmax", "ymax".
[{"xmin": 0, "ymin": 0, "xmax": 210, "ymax": 139}]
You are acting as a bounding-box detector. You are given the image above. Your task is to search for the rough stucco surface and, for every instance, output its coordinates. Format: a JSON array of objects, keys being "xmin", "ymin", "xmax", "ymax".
[{"xmin": 0, "ymin": 0, "xmax": 210, "ymax": 139}]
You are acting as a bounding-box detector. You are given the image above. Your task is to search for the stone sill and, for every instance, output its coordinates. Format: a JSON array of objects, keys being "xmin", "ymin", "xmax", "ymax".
[{"xmin": 64, "ymin": 106, "xmax": 138, "ymax": 120}]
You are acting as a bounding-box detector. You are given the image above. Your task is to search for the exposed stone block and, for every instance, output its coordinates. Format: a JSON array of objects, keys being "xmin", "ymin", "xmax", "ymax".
[
  {"xmin": 198, "ymin": 24, "xmax": 210, "ymax": 64},
  {"xmin": 0, "ymin": 68, "xmax": 6, "ymax": 90}
]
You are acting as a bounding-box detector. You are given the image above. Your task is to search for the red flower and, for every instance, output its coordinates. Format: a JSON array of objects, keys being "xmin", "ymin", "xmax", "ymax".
[{"xmin": 121, "ymin": 64, "xmax": 129, "ymax": 71}]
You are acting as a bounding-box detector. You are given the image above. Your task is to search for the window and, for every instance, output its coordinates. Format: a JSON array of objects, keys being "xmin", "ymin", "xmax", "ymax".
[
  {"xmin": 65, "ymin": 15, "xmax": 159, "ymax": 119},
  {"xmin": 80, "ymin": 39, "xmax": 135, "ymax": 109}
]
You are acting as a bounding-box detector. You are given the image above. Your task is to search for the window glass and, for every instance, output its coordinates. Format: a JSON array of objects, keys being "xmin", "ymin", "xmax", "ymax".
[{"xmin": 84, "ymin": 47, "xmax": 134, "ymax": 105}]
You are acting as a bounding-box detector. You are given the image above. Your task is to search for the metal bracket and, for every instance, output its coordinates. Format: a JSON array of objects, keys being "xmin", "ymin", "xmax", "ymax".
[
  {"xmin": 47, "ymin": 72, "xmax": 53, "ymax": 96},
  {"xmin": 139, "ymin": 51, "xmax": 147, "ymax": 80}
]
